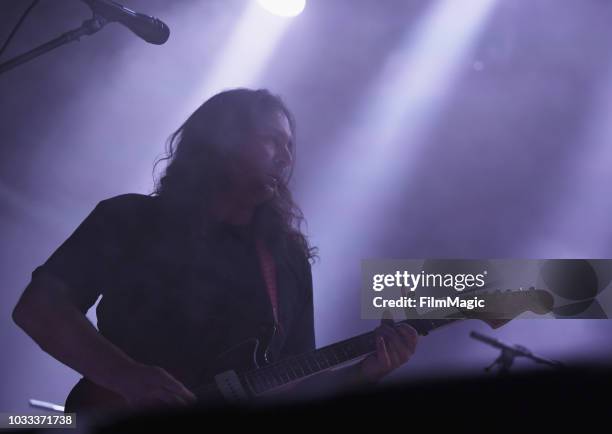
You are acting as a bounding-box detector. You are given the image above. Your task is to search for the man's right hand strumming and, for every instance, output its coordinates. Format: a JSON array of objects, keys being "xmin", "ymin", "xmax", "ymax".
[
  {"xmin": 13, "ymin": 272, "xmax": 196, "ymax": 410},
  {"xmin": 108, "ymin": 362, "xmax": 197, "ymax": 409}
]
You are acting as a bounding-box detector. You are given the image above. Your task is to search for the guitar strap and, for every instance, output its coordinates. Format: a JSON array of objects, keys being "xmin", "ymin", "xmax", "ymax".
[{"xmin": 254, "ymin": 237, "xmax": 281, "ymax": 330}]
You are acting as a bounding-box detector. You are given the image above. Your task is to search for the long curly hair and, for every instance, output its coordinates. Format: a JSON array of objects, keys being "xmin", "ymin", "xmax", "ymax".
[{"xmin": 151, "ymin": 88, "xmax": 317, "ymax": 263}]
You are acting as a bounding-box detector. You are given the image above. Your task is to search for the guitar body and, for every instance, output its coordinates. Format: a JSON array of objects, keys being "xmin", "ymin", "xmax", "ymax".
[{"xmin": 65, "ymin": 335, "xmax": 272, "ymax": 413}]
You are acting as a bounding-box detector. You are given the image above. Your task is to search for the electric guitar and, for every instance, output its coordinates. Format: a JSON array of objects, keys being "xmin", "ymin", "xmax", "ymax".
[{"xmin": 65, "ymin": 288, "xmax": 553, "ymax": 413}]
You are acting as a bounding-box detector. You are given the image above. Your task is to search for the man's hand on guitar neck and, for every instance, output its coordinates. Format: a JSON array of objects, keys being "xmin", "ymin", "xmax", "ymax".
[
  {"xmin": 270, "ymin": 321, "xmax": 418, "ymax": 400},
  {"xmin": 357, "ymin": 321, "xmax": 418, "ymax": 384}
]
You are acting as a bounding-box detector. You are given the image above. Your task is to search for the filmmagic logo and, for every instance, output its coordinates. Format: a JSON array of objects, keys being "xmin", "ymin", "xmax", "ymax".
[
  {"xmin": 372, "ymin": 270, "xmax": 488, "ymax": 292},
  {"xmin": 372, "ymin": 295, "xmax": 486, "ymax": 310}
]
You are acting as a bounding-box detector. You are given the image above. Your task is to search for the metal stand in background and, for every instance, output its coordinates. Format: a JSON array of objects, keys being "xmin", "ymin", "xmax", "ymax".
[
  {"xmin": 470, "ymin": 331, "xmax": 565, "ymax": 376},
  {"xmin": 0, "ymin": 14, "xmax": 108, "ymax": 76}
]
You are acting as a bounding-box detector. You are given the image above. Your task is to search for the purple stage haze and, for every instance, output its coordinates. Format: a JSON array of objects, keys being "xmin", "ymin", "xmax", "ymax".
[{"xmin": 1, "ymin": 0, "xmax": 611, "ymax": 412}]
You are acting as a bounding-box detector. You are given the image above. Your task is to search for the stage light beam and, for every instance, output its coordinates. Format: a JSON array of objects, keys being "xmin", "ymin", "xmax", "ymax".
[{"xmin": 303, "ymin": 0, "xmax": 499, "ymax": 344}]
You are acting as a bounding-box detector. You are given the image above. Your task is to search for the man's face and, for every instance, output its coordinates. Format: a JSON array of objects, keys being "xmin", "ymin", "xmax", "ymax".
[{"xmin": 228, "ymin": 110, "xmax": 293, "ymax": 203}]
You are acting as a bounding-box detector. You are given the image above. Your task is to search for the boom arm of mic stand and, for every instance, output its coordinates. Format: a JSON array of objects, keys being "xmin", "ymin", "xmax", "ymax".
[{"xmin": 0, "ymin": 14, "xmax": 107, "ymax": 76}]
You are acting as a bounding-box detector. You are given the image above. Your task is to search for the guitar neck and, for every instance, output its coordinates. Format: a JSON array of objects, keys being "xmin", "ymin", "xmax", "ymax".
[{"xmin": 242, "ymin": 318, "xmax": 458, "ymax": 395}]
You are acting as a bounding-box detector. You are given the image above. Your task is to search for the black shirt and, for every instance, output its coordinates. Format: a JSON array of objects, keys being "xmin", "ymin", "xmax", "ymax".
[{"xmin": 32, "ymin": 194, "xmax": 315, "ymax": 387}]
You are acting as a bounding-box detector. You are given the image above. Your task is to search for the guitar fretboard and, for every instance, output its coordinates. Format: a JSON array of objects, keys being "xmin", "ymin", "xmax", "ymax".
[{"xmin": 242, "ymin": 318, "xmax": 458, "ymax": 395}]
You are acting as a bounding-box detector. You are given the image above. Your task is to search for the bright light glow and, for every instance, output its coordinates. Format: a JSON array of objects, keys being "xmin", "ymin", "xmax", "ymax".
[{"xmin": 257, "ymin": 0, "xmax": 306, "ymax": 17}]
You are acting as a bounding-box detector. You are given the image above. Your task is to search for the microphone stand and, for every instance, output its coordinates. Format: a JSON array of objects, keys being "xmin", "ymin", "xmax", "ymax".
[
  {"xmin": 470, "ymin": 331, "xmax": 565, "ymax": 376},
  {"xmin": 0, "ymin": 14, "xmax": 107, "ymax": 76}
]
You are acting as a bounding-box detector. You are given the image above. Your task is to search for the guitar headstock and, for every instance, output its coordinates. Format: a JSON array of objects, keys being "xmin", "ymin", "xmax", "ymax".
[{"xmin": 462, "ymin": 287, "xmax": 554, "ymax": 328}]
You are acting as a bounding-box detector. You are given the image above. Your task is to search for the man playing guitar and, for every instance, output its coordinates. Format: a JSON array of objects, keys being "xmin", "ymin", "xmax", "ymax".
[{"xmin": 13, "ymin": 88, "xmax": 418, "ymax": 411}]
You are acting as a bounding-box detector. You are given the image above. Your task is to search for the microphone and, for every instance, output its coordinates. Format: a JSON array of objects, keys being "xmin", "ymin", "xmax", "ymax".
[{"xmin": 81, "ymin": 0, "xmax": 170, "ymax": 45}]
